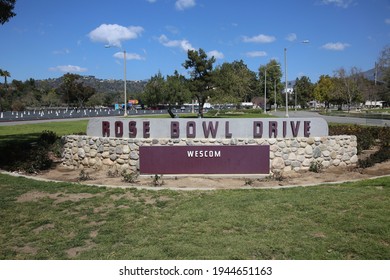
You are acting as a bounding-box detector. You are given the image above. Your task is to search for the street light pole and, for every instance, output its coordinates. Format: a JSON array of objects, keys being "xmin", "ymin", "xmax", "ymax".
[
  {"xmin": 274, "ymin": 79, "xmax": 277, "ymax": 112},
  {"xmin": 123, "ymin": 50, "xmax": 127, "ymax": 117},
  {"xmin": 264, "ymin": 69, "xmax": 267, "ymax": 114},
  {"xmin": 284, "ymin": 48, "xmax": 289, "ymax": 117},
  {"xmin": 295, "ymin": 86, "xmax": 297, "ymax": 111}
]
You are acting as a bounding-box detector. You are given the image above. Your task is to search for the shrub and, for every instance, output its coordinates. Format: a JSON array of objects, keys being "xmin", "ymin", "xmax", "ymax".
[
  {"xmin": 121, "ymin": 170, "xmax": 139, "ymax": 183},
  {"xmin": 309, "ymin": 160, "xmax": 323, "ymax": 173},
  {"xmin": 151, "ymin": 174, "xmax": 164, "ymax": 186},
  {"xmin": 358, "ymin": 146, "xmax": 390, "ymax": 169},
  {"xmin": 378, "ymin": 126, "xmax": 390, "ymax": 147},
  {"xmin": 78, "ymin": 170, "xmax": 92, "ymax": 181},
  {"xmin": 329, "ymin": 124, "xmax": 377, "ymax": 153},
  {"xmin": 0, "ymin": 130, "xmax": 61, "ymax": 173}
]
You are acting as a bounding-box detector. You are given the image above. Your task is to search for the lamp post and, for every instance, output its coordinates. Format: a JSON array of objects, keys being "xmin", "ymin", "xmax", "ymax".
[
  {"xmin": 106, "ymin": 46, "xmax": 127, "ymax": 116},
  {"xmin": 274, "ymin": 80, "xmax": 277, "ymax": 112},
  {"xmin": 295, "ymin": 86, "xmax": 297, "ymax": 111},
  {"xmin": 264, "ymin": 69, "xmax": 267, "ymax": 114},
  {"xmin": 284, "ymin": 40, "xmax": 309, "ymax": 117},
  {"xmin": 123, "ymin": 50, "xmax": 127, "ymax": 117},
  {"xmin": 284, "ymin": 48, "xmax": 289, "ymax": 117}
]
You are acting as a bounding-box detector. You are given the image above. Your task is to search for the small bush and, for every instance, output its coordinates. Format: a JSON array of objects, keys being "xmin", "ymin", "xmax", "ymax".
[
  {"xmin": 268, "ymin": 170, "xmax": 284, "ymax": 181},
  {"xmin": 0, "ymin": 130, "xmax": 62, "ymax": 173},
  {"xmin": 38, "ymin": 130, "xmax": 58, "ymax": 146},
  {"xmin": 151, "ymin": 174, "xmax": 164, "ymax": 186},
  {"xmin": 244, "ymin": 178, "xmax": 255, "ymax": 186},
  {"xmin": 358, "ymin": 146, "xmax": 390, "ymax": 169},
  {"xmin": 309, "ymin": 160, "xmax": 323, "ymax": 173},
  {"xmin": 378, "ymin": 126, "xmax": 390, "ymax": 147},
  {"xmin": 121, "ymin": 170, "xmax": 139, "ymax": 183},
  {"xmin": 107, "ymin": 169, "xmax": 120, "ymax": 178},
  {"xmin": 78, "ymin": 170, "xmax": 92, "ymax": 181}
]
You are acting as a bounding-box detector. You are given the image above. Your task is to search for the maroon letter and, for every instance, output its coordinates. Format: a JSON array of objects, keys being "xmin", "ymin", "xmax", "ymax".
[
  {"xmin": 269, "ymin": 121, "xmax": 278, "ymax": 138},
  {"xmin": 283, "ymin": 121, "xmax": 287, "ymax": 138},
  {"xmin": 102, "ymin": 121, "xmax": 110, "ymax": 137},
  {"xmin": 143, "ymin": 121, "xmax": 150, "ymax": 138},
  {"xmin": 129, "ymin": 121, "xmax": 137, "ymax": 138},
  {"xmin": 171, "ymin": 121, "xmax": 180, "ymax": 138},
  {"xmin": 290, "ymin": 121, "xmax": 301, "ymax": 137},
  {"xmin": 253, "ymin": 121, "xmax": 263, "ymax": 138},
  {"xmin": 225, "ymin": 121, "xmax": 232, "ymax": 138},
  {"xmin": 114, "ymin": 121, "xmax": 123, "ymax": 138},
  {"xmin": 186, "ymin": 121, "xmax": 196, "ymax": 138},
  {"xmin": 202, "ymin": 121, "xmax": 219, "ymax": 138},
  {"xmin": 304, "ymin": 121, "xmax": 311, "ymax": 137}
]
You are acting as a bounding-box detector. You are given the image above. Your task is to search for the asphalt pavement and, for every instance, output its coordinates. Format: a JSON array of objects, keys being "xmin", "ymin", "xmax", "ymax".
[
  {"xmin": 269, "ymin": 110, "xmax": 390, "ymax": 127},
  {"xmin": 0, "ymin": 108, "xmax": 389, "ymax": 127}
]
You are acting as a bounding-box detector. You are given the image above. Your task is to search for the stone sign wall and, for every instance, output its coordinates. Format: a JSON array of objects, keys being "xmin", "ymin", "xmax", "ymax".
[{"xmin": 62, "ymin": 134, "xmax": 358, "ymax": 174}]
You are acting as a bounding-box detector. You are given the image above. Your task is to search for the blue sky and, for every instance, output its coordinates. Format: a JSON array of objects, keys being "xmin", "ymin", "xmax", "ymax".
[{"xmin": 1, "ymin": 0, "xmax": 389, "ymax": 83}]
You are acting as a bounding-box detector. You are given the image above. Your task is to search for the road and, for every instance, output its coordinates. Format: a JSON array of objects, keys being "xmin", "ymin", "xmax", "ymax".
[
  {"xmin": 269, "ymin": 110, "xmax": 390, "ymax": 127},
  {"xmin": 0, "ymin": 109, "xmax": 389, "ymax": 127}
]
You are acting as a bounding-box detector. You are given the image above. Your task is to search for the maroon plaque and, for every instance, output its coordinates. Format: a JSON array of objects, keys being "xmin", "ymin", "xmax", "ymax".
[{"xmin": 139, "ymin": 145, "xmax": 270, "ymax": 175}]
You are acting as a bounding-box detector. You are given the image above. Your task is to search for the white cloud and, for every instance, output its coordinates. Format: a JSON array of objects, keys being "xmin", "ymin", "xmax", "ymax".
[
  {"xmin": 158, "ymin": 34, "xmax": 194, "ymax": 52},
  {"xmin": 146, "ymin": 0, "xmax": 157, "ymax": 3},
  {"xmin": 49, "ymin": 65, "xmax": 87, "ymax": 73},
  {"xmin": 207, "ymin": 50, "xmax": 224, "ymax": 59},
  {"xmin": 175, "ymin": 0, "xmax": 196, "ymax": 11},
  {"xmin": 52, "ymin": 48, "xmax": 70, "ymax": 55},
  {"xmin": 242, "ymin": 34, "xmax": 276, "ymax": 43},
  {"xmin": 321, "ymin": 42, "xmax": 350, "ymax": 51},
  {"xmin": 113, "ymin": 52, "xmax": 145, "ymax": 60},
  {"xmin": 88, "ymin": 24, "xmax": 144, "ymax": 47},
  {"xmin": 286, "ymin": 33, "xmax": 297, "ymax": 42},
  {"xmin": 385, "ymin": 18, "xmax": 390, "ymax": 25},
  {"xmin": 320, "ymin": 0, "xmax": 354, "ymax": 8},
  {"xmin": 245, "ymin": 51, "xmax": 267, "ymax": 58}
]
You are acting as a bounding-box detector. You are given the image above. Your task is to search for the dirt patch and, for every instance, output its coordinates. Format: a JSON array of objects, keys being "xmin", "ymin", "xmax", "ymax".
[
  {"xmin": 13, "ymin": 245, "xmax": 38, "ymax": 256},
  {"xmin": 30, "ymin": 159, "xmax": 390, "ymax": 190},
  {"xmin": 33, "ymin": 223, "xmax": 55, "ymax": 234},
  {"xmin": 17, "ymin": 148, "xmax": 390, "ymax": 190},
  {"xmin": 16, "ymin": 191, "xmax": 100, "ymax": 204},
  {"xmin": 65, "ymin": 240, "xmax": 96, "ymax": 258}
]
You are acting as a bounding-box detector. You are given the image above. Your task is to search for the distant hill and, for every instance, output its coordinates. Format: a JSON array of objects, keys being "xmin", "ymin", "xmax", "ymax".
[
  {"xmin": 362, "ymin": 67, "xmax": 385, "ymax": 83},
  {"xmin": 36, "ymin": 75, "xmax": 148, "ymax": 94}
]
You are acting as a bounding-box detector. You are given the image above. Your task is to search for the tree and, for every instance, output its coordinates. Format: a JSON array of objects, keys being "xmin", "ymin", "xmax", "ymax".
[
  {"xmin": 165, "ymin": 70, "xmax": 191, "ymax": 107},
  {"xmin": 0, "ymin": 0, "xmax": 16, "ymax": 25},
  {"xmin": 313, "ymin": 75, "xmax": 334, "ymax": 108},
  {"xmin": 213, "ymin": 60, "xmax": 258, "ymax": 105},
  {"xmin": 142, "ymin": 72, "xmax": 166, "ymax": 108},
  {"xmin": 293, "ymin": 76, "xmax": 313, "ymax": 109},
  {"xmin": 332, "ymin": 67, "xmax": 363, "ymax": 111},
  {"xmin": 258, "ymin": 60, "xmax": 283, "ymax": 108},
  {"xmin": 57, "ymin": 73, "xmax": 95, "ymax": 107},
  {"xmin": 0, "ymin": 69, "xmax": 10, "ymax": 86},
  {"xmin": 377, "ymin": 45, "xmax": 390, "ymax": 102},
  {"xmin": 182, "ymin": 48, "xmax": 216, "ymax": 117}
]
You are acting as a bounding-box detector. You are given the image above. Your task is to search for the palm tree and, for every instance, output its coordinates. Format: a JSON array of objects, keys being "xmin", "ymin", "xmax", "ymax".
[
  {"xmin": 0, "ymin": 69, "xmax": 10, "ymax": 112},
  {"xmin": 0, "ymin": 69, "xmax": 11, "ymax": 86}
]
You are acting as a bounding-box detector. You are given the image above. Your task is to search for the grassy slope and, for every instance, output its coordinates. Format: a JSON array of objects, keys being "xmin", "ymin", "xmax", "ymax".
[{"xmin": 0, "ymin": 173, "xmax": 389, "ymax": 260}]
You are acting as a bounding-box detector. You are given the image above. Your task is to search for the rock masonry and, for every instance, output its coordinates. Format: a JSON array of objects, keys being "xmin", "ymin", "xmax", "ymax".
[{"xmin": 62, "ymin": 135, "xmax": 358, "ymax": 174}]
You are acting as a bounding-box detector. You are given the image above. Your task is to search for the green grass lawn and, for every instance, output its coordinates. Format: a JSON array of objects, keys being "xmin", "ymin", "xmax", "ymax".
[
  {"xmin": 0, "ymin": 173, "xmax": 389, "ymax": 260},
  {"xmin": 0, "ymin": 120, "xmax": 88, "ymax": 143},
  {"xmin": 0, "ymin": 117, "xmax": 389, "ymax": 260}
]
